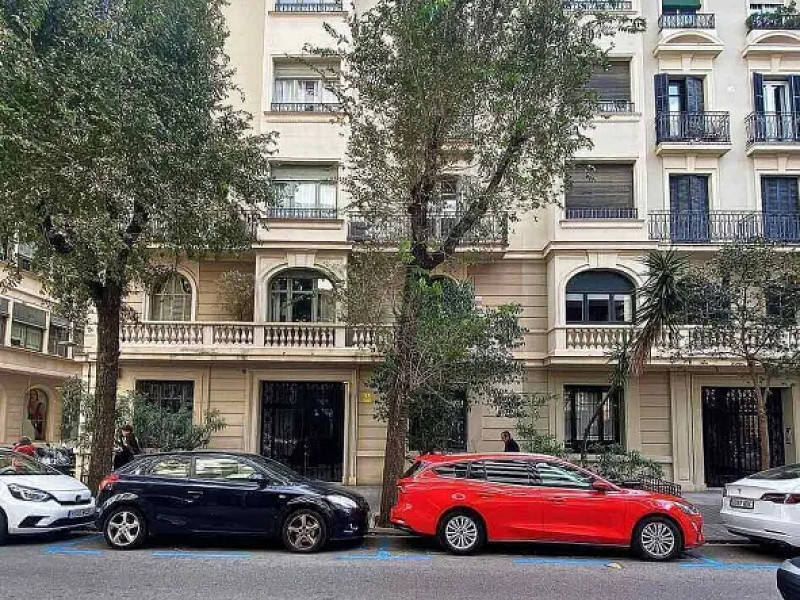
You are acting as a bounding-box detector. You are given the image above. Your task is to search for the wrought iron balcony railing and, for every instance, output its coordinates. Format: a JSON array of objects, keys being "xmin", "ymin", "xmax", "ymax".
[
  {"xmin": 268, "ymin": 207, "xmax": 338, "ymax": 220},
  {"xmin": 747, "ymin": 12, "xmax": 800, "ymax": 31},
  {"xmin": 649, "ymin": 210, "xmax": 800, "ymax": 244},
  {"xmin": 347, "ymin": 212, "xmax": 508, "ymax": 246},
  {"xmin": 746, "ymin": 112, "xmax": 800, "ymax": 145},
  {"xmin": 596, "ymin": 100, "xmax": 636, "ymax": 114},
  {"xmin": 270, "ymin": 102, "xmax": 343, "ymax": 113},
  {"xmin": 658, "ymin": 13, "xmax": 716, "ymax": 30},
  {"xmin": 566, "ymin": 207, "xmax": 639, "ymax": 220},
  {"xmin": 656, "ymin": 112, "xmax": 731, "ymax": 145},
  {"xmin": 562, "ymin": 0, "xmax": 633, "ymax": 11},
  {"xmin": 274, "ymin": 1, "xmax": 343, "ymax": 12}
]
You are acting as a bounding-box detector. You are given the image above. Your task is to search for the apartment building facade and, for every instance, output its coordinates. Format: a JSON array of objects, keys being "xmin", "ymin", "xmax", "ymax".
[
  {"xmin": 0, "ymin": 246, "xmax": 82, "ymax": 448},
  {"xmin": 69, "ymin": 0, "xmax": 800, "ymax": 491}
]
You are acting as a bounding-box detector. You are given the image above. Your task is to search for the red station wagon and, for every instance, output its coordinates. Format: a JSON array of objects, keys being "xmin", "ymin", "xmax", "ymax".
[{"xmin": 390, "ymin": 453, "xmax": 704, "ymax": 561}]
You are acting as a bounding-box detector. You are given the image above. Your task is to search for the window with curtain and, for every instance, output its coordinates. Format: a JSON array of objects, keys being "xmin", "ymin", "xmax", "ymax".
[
  {"xmin": 564, "ymin": 386, "xmax": 623, "ymax": 452},
  {"xmin": 565, "ymin": 271, "xmax": 635, "ymax": 324},
  {"xmin": 269, "ymin": 270, "xmax": 335, "ymax": 323},
  {"xmin": 150, "ymin": 273, "xmax": 193, "ymax": 322},
  {"xmin": 10, "ymin": 303, "xmax": 46, "ymax": 351},
  {"xmin": 272, "ymin": 164, "xmax": 338, "ymax": 218},
  {"xmin": 566, "ymin": 163, "xmax": 635, "ymax": 219}
]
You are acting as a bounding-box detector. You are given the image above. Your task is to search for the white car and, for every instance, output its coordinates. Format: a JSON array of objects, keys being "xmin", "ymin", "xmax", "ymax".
[
  {"xmin": 0, "ymin": 449, "xmax": 95, "ymax": 543},
  {"xmin": 721, "ymin": 463, "xmax": 800, "ymax": 547}
]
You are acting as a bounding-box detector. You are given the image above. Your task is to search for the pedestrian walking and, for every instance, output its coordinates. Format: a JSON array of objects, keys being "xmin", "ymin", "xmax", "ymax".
[
  {"xmin": 501, "ymin": 430, "xmax": 520, "ymax": 453},
  {"xmin": 113, "ymin": 424, "xmax": 141, "ymax": 470},
  {"xmin": 12, "ymin": 436, "xmax": 37, "ymax": 457}
]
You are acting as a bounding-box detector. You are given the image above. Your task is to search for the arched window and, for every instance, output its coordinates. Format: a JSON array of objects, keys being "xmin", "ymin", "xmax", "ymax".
[
  {"xmin": 269, "ymin": 269, "xmax": 335, "ymax": 323},
  {"xmin": 24, "ymin": 388, "xmax": 48, "ymax": 442},
  {"xmin": 565, "ymin": 270, "xmax": 635, "ymax": 324},
  {"xmin": 150, "ymin": 273, "xmax": 193, "ymax": 321}
]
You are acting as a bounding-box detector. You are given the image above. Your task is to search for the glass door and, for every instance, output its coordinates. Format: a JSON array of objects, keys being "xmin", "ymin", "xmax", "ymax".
[{"xmin": 764, "ymin": 81, "xmax": 793, "ymax": 141}]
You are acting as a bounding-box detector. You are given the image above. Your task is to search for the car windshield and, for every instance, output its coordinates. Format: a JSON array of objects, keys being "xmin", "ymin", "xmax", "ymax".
[
  {"xmin": 0, "ymin": 452, "xmax": 58, "ymax": 476},
  {"xmin": 248, "ymin": 455, "xmax": 307, "ymax": 483},
  {"xmin": 748, "ymin": 463, "xmax": 800, "ymax": 481}
]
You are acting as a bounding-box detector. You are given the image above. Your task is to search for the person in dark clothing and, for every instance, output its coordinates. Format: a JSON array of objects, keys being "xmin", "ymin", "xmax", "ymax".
[
  {"xmin": 501, "ymin": 430, "xmax": 520, "ymax": 453},
  {"xmin": 113, "ymin": 424, "xmax": 141, "ymax": 470}
]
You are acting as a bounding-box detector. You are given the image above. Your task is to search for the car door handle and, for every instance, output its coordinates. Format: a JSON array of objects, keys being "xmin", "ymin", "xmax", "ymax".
[
  {"xmin": 549, "ymin": 497, "xmax": 566, "ymax": 503},
  {"xmin": 478, "ymin": 492, "xmax": 498, "ymax": 498},
  {"xmin": 187, "ymin": 490, "xmax": 204, "ymax": 499}
]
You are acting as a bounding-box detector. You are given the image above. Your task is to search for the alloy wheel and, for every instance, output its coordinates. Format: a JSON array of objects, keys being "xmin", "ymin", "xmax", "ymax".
[
  {"xmin": 639, "ymin": 521, "xmax": 676, "ymax": 559},
  {"xmin": 444, "ymin": 515, "xmax": 479, "ymax": 552},
  {"xmin": 286, "ymin": 513, "xmax": 322, "ymax": 551},
  {"xmin": 107, "ymin": 510, "xmax": 142, "ymax": 549}
]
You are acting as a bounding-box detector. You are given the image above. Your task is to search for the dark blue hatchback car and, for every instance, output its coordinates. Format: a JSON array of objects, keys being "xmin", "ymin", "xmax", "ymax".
[{"xmin": 95, "ymin": 451, "xmax": 369, "ymax": 552}]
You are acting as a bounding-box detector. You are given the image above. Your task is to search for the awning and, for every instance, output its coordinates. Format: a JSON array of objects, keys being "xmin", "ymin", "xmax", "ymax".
[
  {"xmin": 663, "ymin": 0, "xmax": 702, "ymax": 9},
  {"xmin": 12, "ymin": 303, "xmax": 46, "ymax": 328},
  {"xmin": 50, "ymin": 315, "xmax": 70, "ymax": 329}
]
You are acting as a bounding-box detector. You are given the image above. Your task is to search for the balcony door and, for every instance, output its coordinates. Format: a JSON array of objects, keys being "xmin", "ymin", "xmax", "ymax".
[
  {"xmin": 656, "ymin": 74, "xmax": 704, "ymax": 141},
  {"xmin": 669, "ymin": 175, "xmax": 710, "ymax": 242},
  {"xmin": 762, "ymin": 176, "xmax": 800, "ymax": 242},
  {"xmin": 765, "ymin": 81, "xmax": 793, "ymax": 141}
]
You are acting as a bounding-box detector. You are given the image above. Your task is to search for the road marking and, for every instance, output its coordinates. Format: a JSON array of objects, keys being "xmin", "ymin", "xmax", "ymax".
[
  {"xmin": 46, "ymin": 534, "xmax": 104, "ymax": 556},
  {"xmin": 336, "ymin": 539, "xmax": 431, "ymax": 562},
  {"xmin": 514, "ymin": 557, "xmax": 612, "ymax": 566}
]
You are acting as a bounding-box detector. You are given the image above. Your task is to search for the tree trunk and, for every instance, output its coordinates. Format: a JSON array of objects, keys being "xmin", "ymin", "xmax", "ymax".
[
  {"xmin": 377, "ymin": 267, "xmax": 419, "ymax": 526},
  {"xmin": 754, "ymin": 385, "xmax": 772, "ymax": 473},
  {"xmin": 86, "ymin": 287, "xmax": 123, "ymax": 493},
  {"xmin": 580, "ymin": 388, "xmax": 615, "ymax": 467}
]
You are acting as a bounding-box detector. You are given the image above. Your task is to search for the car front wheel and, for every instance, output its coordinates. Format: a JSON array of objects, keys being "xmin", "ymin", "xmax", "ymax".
[
  {"xmin": 103, "ymin": 506, "xmax": 148, "ymax": 550},
  {"xmin": 0, "ymin": 510, "xmax": 7, "ymax": 546},
  {"xmin": 282, "ymin": 509, "xmax": 328, "ymax": 553},
  {"xmin": 437, "ymin": 511, "xmax": 486, "ymax": 555},
  {"xmin": 633, "ymin": 516, "xmax": 682, "ymax": 561}
]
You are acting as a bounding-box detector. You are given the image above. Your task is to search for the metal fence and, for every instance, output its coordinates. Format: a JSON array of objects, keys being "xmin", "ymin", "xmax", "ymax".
[
  {"xmin": 746, "ymin": 112, "xmax": 800, "ymax": 145},
  {"xmin": 268, "ymin": 207, "xmax": 338, "ymax": 220},
  {"xmin": 565, "ymin": 207, "xmax": 638, "ymax": 220},
  {"xmin": 562, "ymin": 0, "xmax": 633, "ymax": 10},
  {"xmin": 656, "ymin": 112, "xmax": 731, "ymax": 144},
  {"xmin": 649, "ymin": 210, "xmax": 800, "ymax": 243},
  {"xmin": 596, "ymin": 100, "xmax": 636, "ymax": 114},
  {"xmin": 273, "ymin": 1, "xmax": 343, "ymax": 12},
  {"xmin": 747, "ymin": 12, "xmax": 800, "ymax": 31},
  {"xmin": 658, "ymin": 13, "xmax": 716, "ymax": 30},
  {"xmin": 270, "ymin": 102, "xmax": 342, "ymax": 113},
  {"xmin": 347, "ymin": 212, "xmax": 509, "ymax": 246}
]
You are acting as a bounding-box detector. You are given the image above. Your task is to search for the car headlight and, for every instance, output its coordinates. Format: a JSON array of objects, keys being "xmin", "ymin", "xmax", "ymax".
[
  {"xmin": 327, "ymin": 494, "xmax": 359, "ymax": 510},
  {"xmin": 676, "ymin": 502, "xmax": 700, "ymax": 516},
  {"xmin": 7, "ymin": 483, "xmax": 53, "ymax": 502}
]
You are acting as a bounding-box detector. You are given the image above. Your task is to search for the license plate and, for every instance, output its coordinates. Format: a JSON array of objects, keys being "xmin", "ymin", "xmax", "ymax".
[
  {"xmin": 730, "ymin": 497, "xmax": 754, "ymax": 510},
  {"xmin": 68, "ymin": 507, "xmax": 95, "ymax": 519}
]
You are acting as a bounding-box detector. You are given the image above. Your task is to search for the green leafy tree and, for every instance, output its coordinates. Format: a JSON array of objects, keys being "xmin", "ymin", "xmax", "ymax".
[
  {"xmin": 0, "ymin": 0, "xmax": 274, "ymax": 490},
  {"xmin": 312, "ymin": 0, "xmax": 642, "ymax": 522},
  {"xmin": 217, "ymin": 270, "xmax": 256, "ymax": 322}
]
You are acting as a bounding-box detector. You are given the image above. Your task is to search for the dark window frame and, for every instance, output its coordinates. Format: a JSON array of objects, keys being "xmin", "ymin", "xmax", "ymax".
[
  {"xmin": 135, "ymin": 380, "xmax": 195, "ymax": 413},
  {"xmin": 565, "ymin": 271, "xmax": 635, "ymax": 325},
  {"xmin": 564, "ymin": 385, "xmax": 624, "ymax": 453}
]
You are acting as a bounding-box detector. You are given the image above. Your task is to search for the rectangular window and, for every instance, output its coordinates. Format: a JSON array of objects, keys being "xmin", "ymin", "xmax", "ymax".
[
  {"xmin": 587, "ymin": 61, "xmax": 632, "ymax": 113},
  {"xmin": 564, "ymin": 386, "xmax": 623, "ymax": 452},
  {"xmin": 10, "ymin": 304, "xmax": 46, "ymax": 352},
  {"xmin": 135, "ymin": 380, "xmax": 195, "ymax": 413},
  {"xmin": 147, "ymin": 456, "xmax": 191, "ymax": 479},
  {"xmin": 566, "ymin": 294, "xmax": 585, "ymax": 323},
  {"xmin": 48, "ymin": 325, "xmax": 71, "ymax": 357},
  {"xmin": 587, "ymin": 294, "xmax": 611, "ymax": 322},
  {"xmin": 661, "ymin": 0, "xmax": 701, "ymax": 15},
  {"xmin": 669, "ymin": 174, "xmax": 710, "ymax": 242},
  {"xmin": 749, "ymin": 3, "xmax": 784, "ymax": 15},
  {"xmin": 271, "ymin": 164, "xmax": 338, "ymax": 219},
  {"xmin": 0, "ymin": 298, "xmax": 8, "ymax": 346},
  {"xmin": 482, "ymin": 459, "xmax": 534, "ymax": 486},
  {"xmin": 762, "ymin": 176, "xmax": 800, "ymax": 242},
  {"xmin": 271, "ymin": 62, "xmax": 340, "ymax": 112},
  {"xmin": 566, "ymin": 163, "xmax": 635, "ymax": 219}
]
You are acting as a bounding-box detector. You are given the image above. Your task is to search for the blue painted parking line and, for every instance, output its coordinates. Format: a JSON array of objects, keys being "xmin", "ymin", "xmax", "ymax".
[
  {"xmin": 151, "ymin": 551, "xmax": 252, "ymax": 559},
  {"xmin": 678, "ymin": 552, "xmax": 777, "ymax": 571},
  {"xmin": 46, "ymin": 534, "xmax": 104, "ymax": 556},
  {"xmin": 336, "ymin": 539, "xmax": 431, "ymax": 562}
]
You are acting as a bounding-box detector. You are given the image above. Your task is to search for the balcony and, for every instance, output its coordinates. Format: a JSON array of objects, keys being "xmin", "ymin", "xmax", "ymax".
[
  {"xmin": 655, "ymin": 112, "xmax": 731, "ymax": 155},
  {"xmin": 747, "ymin": 13, "xmax": 800, "ymax": 31},
  {"xmin": 562, "ymin": 0, "xmax": 633, "ymax": 11},
  {"xmin": 746, "ymin": 112, "xmax": 800, "ymax": 153},
  {"xmin": 565, "ymin": 207, "xmax": 639, "ymax": 220},
  {"xmin": 648, "ymin": 210, "xmax": 800, "ymax": 244},
  {"xmin": 347, "ymin": 213, "xmax": 509, "ymax": 247},
  {"xmin": 596, "ymin": 100, "xmax": 636, "ymax": 115},
  {"xmin": 658, "ymin": 13, "xmax": 715, "ymax": 30},
  {"xmin": 120, "ymin": 322, "xmax": 387, "ymax": 355},
  {"xmin": 268, "ymin": 207, "xmax": 339, "ymax": 220},
  {"xmin": 273, "ymin": 1, "xmax": 343, "ymax": 12},
  {"xmin": 270, "ymin": 102, "xmax": 342, "ymax": 113}
]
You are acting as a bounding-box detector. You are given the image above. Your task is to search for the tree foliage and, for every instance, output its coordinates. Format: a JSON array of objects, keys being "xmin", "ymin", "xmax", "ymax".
[
  {"xmin": 217, "ymin": 269, "xmax": 255, "ymax": 322},
  {"xmin": 0, "ymin": 0, "xmax": 274, "ymax": 489}
]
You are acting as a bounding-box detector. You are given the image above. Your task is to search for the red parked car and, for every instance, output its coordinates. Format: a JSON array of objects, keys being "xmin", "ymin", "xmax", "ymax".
[{"xmin": 390, "ymin": 453, "xmax": 704, "ymax": 561}]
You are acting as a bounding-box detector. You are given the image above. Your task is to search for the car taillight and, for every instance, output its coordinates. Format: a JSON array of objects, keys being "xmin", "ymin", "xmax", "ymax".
[
  {"xmin": 760, "ymin": 493, "xmax": 800, "ymax": 504},
  {"xmin": 98, "ymin": 474, "xmax": 119, "ymax": 493}
]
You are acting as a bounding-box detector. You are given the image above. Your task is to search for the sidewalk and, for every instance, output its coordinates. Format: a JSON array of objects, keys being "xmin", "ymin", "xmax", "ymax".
[{"xmin": 354, "ymin": 486, "xmax": 743, "ymax": 544}]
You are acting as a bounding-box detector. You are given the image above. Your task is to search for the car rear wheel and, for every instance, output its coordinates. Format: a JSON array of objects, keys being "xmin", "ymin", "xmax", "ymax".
[
  {"xmin": 282, "ymin": 509, "xmax": 328, "ymax": 553},
  {"xmin": 103, "ymin": 506, "xmax": 147, "ymax": 550},
  {"xmin": 438, "ymin": 511, "xmax": 485, "ymax": 555},
  {"xmin": 633, "ymin": 516, "xmax": 682, "ymax": 561}
]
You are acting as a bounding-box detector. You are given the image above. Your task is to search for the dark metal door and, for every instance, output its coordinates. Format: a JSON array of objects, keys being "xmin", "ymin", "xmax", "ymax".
[
  {"xmin": 702, "ymin": 387, "xmax": 785, "ymax": 488},
  {"xmin": 260, "ymin": 381, "xmax": 345, "ymax": 482}
]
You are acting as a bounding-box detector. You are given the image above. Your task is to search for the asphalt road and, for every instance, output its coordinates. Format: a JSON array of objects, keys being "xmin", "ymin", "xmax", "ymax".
[{"xmin": 0, "ymin": 534, "xmax": 789, "ymax": 600}]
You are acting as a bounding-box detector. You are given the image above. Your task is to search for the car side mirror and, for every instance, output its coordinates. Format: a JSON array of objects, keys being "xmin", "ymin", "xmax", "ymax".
[
  {"xmin": 249, "ymin": 473, "xmax": 270, "ymax": 487},
  {"xmin": 592, "ymin": 480, "xmax": 614, "ymax": 493}
]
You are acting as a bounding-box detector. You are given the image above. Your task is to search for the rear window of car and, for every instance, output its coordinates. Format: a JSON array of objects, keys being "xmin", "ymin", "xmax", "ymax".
[
  {"xmin": 146, "ymin": 456, "xmax": 191, "ymax": 478},
  {"xmin": 403, "ymin": 461, "xmax": 429, "ymax": 478},
  {"xmin": 748, "ymin": 463, "xmax": 800, "ymax": 481},
  {"xmin": 433, "ymin": 462, "xmax": 469, "ymax": 479}
]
